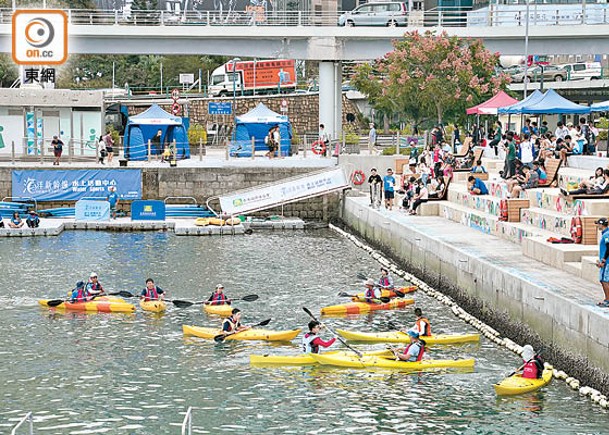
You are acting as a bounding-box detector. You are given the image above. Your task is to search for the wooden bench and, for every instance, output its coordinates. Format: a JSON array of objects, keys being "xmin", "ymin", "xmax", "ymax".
[
  {"xmin": 454, "ymin": 137, "xmax": 472, "ymax": 158},
  {"xmin": 471, "ymin": 172, "xmax": 490, "ymax": 181},
  {"xmin": 428, "ymin": 176, "xmax": 452, "ymax": 201},
  {"xmin": 453, "ymin": 148, "xmax": 484, "ymax": 172},
  {"xmin": 506, "ymin": 198, "xmax": 530, "ymax": 223},
  {"xmin": 539, "ymin": 158, "xmax": 562, "ymax": 188}
]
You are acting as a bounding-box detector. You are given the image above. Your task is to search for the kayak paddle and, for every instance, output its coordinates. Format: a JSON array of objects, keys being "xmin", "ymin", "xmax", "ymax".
[
  {"xmin": 302, "ymin": 307, "xmax": 363, "ymax": 358},
  {"xmin": 337, "ymin": 292, "xmax": 391, "ymax": 303},
  {"xmin": 213, "ymin": 318, "xmax": 271, "ymax": 343},
  {"xmin": 172, "ymin": 294, "xmax": 259, "ymax": 308},
  {"xmin": 47, "ymin": 293, "xmax": 106, "ymax": 307}
]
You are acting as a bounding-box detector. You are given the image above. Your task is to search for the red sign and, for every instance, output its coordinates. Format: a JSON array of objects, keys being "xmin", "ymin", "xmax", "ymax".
[
  {"xmin": 171, "ymin": 89, "xmax": 180, "ymax": 101},
  {"xmin": 171, "ymin": 102, "xmax": 180, "ymax": 115}
]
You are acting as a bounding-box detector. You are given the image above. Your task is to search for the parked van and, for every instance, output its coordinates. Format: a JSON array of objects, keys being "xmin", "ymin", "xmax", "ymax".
[
  {"xmin": 559, "ymin": 62, "xmax": 603, "ymax": 80},
  {"xmin": 338, "ymin": 2, "xmax": 408, "ymax": 27}
]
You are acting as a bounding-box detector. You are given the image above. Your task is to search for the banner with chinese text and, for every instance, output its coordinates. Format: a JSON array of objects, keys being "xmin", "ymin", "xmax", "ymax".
[{"xmin": 12, "ymin": 169, "xmax": 142, "ymax": 201}]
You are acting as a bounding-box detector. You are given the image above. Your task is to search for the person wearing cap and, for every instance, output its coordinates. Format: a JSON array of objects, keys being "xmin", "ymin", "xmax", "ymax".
[
  {"xmin": 85, "ymin": 272, "xmax": 105, "ymax": 297},
  {"xmin": 25, "ymin": 210, "xmax": 40, "ymax": 228},
  {"xmin": 378, "ymin": 267, "xmax": 395, "ymax": 290},
  {"xmin": 302, "ymin": 320, "xmax": 336, "ymax": 354},
  {"xmin": 140, "ymin": 278, "xmax": 165, "ymax": 302},
  {"xmin": 368, "ymin": 168, "xmax": 382, "ymax": 209},
  {"xmin": 405, "ymin": 307, "xmax": 432, "ymax": 337},
  {"xmin": 393, "ymin": 330, "xmax": 426, "ymax": 362},
  {"xmin": 520, "ymin": 344, "xmax": 544, "ymax": 379},
  {"xmin": 222, "ymin": 308, "xmax": 250, "ymax": 335},
  {"xmin": 355, "ymin": 279, "xmax": 381, "ymax": 303},
  {"xmin": 70, "ymin": 281, "xmax": 88, "ymax": 302},
  {"xmin": 595, "ymin": 218, "xmax": 609, "ymax": 307},
  {"xmin": 8, "ymin": 211, "xmax": 24, "ymax": 229},
  {"xmin": 207, "ymin": 284, "xmax": 231, "ymax": 306},
  {"xmin": 106, "ymin": 186, "xmax": 119, "ymax": 220}
]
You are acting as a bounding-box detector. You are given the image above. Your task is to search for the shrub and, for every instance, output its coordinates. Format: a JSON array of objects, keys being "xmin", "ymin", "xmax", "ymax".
[{"xmin": 188, "ymin": 124, "xmax": 207, "ymax": 145}]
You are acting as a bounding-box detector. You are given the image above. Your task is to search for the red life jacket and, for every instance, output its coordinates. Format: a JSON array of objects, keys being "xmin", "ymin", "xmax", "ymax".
[
  {"xmin": 522, "ymin": 360, "xmax": 540, "ymax": 379},
  {"xmin": 143, "ymin": 286, "xmax": 159, "ymax": 301},
  {"xmin": 379, "ymin": 276, "xmax": 391, "ymax": 288},
  {"xmin": 402, "ymin": 342, "xmax": 425, "ymax": 361},
  {"xmin": 210, "ymin": 291, "xmax": 227, "ymax": 305},
  {"xmin": 415, "ymin": 317, "xmax": 432, "ymax": 336},
  {"xmin": 72, "ymin": 288, "xmax": 87, "ymax": 302}
]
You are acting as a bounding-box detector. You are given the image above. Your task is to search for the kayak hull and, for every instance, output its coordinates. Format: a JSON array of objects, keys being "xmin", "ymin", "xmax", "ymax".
[
  {"xmin": 310, "ymin": 353, "xmax": 476, "ymax": 371},
  {"xmin": 195, "ymin": 217, "xmax": 241, "ymax": 226},
  {"xmin": 336, "ymin": 329, "xmax": 480, "ymax": 345},
  {"xmin": 203, "ymin": 303, "xmax": 233, "ymax": 317},
  {"xmin": 321, "ymin": 298, "xmax": 415, "ymax": 315},
  {"xmin": 354, "ymin": 285, "xmax": 417, "ymax": 300},
  {"xmin": 139, "ymin": 300, "xmax": 167, "ymax": 313},
  {"xmin": 494, "ymin": 369, "xmax": 553, "ymax": 395},
  {"xmin": 38, "ymin": 297, "xmax": 135, "ymax": 313},
  {"xmin": 183, "ymin": 325, "xmax": 301, "ymax": 342},
  {"xmin": 250, "ymin": 349, "xmax": 394, "ymax": 366}
]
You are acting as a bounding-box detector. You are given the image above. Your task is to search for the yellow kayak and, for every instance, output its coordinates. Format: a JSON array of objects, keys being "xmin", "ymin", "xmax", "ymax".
[
  {"xmin": 321, "ymin": 298, "xmax": 415, "ymax": 315},
  {"xmin": 494, "ymin": 369, "xmax": 553, "ymax": 396},
  {"xmin": 139, "ymin": 299, "xmax": 167, "ymax": 313},
  {"xmin": 38, "ymin": 296, "xmax": 135, "ymax": 313},
  {"xmin": 182, "ymin": 325, "xmax": 301, "ymax": 342},
  {"xmin": 195, "ymin": 217, "xmax": 241, "ymax": 227},
  {"xmin": 310, "ymin": 353, "xmax": 475, "ymax": 371},
  {"xmin": 336, "ymin": 329, "xmax": 480, "ymax": 345},
  {"xmin": 203, "ymin": 303, "xmax": 233, "ymax": 317},
  {"xmin": 250, "ymin": 349, "xmax": 393, "ymax": 366}
]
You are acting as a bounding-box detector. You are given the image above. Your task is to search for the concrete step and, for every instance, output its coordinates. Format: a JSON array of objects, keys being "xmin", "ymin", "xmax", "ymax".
[
  {"xmin": 520, "ymin": 207, "xmax": 575, "ymax": 238},
  {"xmin": 581, "ymin": 255, "xmax": 600, "ymax": 285},
  {"xmin": 522, "ymin": 236, "xmax": 598, "ymax": 269},
  {"xmin": 557, "ymin": 167, "xmax": 601, "ymax": 190},
  {"xmin": 564, "ymin": 261, "xmax": 583, "ymax": 278},
  {"xmin": 525, "ymin": 188, "xmax": 609, "ymax": 216},
  {"xmin": 448, "ymin": 183, "xmax": 503, "ymax": 217}
]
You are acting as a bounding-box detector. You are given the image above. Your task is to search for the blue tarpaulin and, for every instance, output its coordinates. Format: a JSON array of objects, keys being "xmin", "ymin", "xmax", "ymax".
[
  {"xmin": 123, "ymin": 104, "xmax": 191, "ymax": 161},
  {"xmin": 497, "ymin": 90, "xmax": 545, "ymax": 115},
  {"xmin": 591, "ymin": 100, "xmax": 609, "ymax": 112},
  {"xmin": 230, "ymin": 103, "xmax": 292, "ymax": 157},
  {"xmin": 519, "ymin": 89, "xmax": 591, "ymax": 114}
]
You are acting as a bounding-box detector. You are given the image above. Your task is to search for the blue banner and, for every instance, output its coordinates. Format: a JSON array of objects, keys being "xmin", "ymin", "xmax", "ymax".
[
  {"xmin": 12, "ymin": 169, "xmax": 142, "ymax": 201},
  {"xmin": 131, "ymin": 200, "xmax": 166, "ymax": 221},
  {"xmin": 75, "ymin": 200, "xmax": 110, "ymax": 221},
  {"xmin": 208, "ymin": 102, "xmax": 232, "ymax": 115}
]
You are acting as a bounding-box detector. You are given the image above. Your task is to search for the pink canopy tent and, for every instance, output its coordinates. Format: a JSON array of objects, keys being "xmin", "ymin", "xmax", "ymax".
[{"xmin": 466, "ymin": 91, "xmax": 519, "ymax": 115}]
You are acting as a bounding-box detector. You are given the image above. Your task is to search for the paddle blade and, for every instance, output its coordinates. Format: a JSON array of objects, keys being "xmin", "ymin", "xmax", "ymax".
[
  {"xmin": 171, "ymin": 300, "xmax": 194, "ymax": 308},
  {"xmin": 394, "ymin": 289, "xmax": 405, "ymax": 298},
  {"xmin": 356, "ymin": 272, "xmax": 368, "ymax": 281},
  {"xmin": 337, "ymin": 292, "xmax": 352, "ymax": 298},
  {"xmin": 114, "ymin": 290, "xmax": 135, "ymax": 298},
  {"xmin": 213, "ymin": 333, "xmax": 227, "ymax": 343},
  {"xmin": 256, "ymin": 318, "xmax": 272, "ymax": 327},
  {"xmin": 303, "ymin": 307, "xmax": 317, "ymax": 321},
  {"xmin": 380, "ymin": 297, "xmax": 391, "ymax": 303},
  {"xmin": 241, "ymin": 294, "xmax": 259, "ymax": 302},
  {"xmin": 47, "ymin": 299, "xmax": 65, "ymax": 307}
]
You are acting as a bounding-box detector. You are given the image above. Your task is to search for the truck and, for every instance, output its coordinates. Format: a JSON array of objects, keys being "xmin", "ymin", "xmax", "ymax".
[{"xmin": 208, "ymin": 59, "xmax": 297, "ymax": 97}]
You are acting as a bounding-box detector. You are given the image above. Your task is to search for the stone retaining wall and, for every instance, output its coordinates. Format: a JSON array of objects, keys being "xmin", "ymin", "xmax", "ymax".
[{"xmin": 0, "ymin": 166, "xmax": 341, "ymax": 221}]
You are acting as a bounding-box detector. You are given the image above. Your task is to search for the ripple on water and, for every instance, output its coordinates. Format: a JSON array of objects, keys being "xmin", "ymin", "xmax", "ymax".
[{"xmin": 0, "ymin": 231, "xmax": 607, "ymax": 434}]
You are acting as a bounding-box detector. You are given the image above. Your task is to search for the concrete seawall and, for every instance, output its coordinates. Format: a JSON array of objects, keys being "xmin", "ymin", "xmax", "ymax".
[{"xmin": 340, "ymin": 196, "xmax": 609, "ymax": 392}]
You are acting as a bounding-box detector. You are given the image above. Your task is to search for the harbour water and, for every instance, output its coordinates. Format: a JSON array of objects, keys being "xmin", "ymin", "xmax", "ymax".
[{"xmin": 0, "ymin": 230, "xmax": 607, "ymax": 434}]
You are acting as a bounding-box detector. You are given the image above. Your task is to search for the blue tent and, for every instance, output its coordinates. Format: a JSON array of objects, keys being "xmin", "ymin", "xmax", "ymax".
[
  {"xmin": 123, "ymin": 104, "xmax": 190, "ymax": 161},
  {"xmin": 498, "ymin": 90, "xmax": 545, "ymax": 115},
  {"xmin": 591, "ymin": 100, "xmax": 609, "ymax": 112},
  {"xmin": 520, "ymin": 89, "xmax": 590, "ymax": 115},
  {"xmin": 231, "ymin": 103, "xmax": 292, "ymax": 157}
]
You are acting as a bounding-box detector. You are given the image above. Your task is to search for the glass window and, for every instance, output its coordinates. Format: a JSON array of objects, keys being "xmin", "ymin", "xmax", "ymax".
[
  {"xmin": 356, "ymin": 5, "xmax": 372, "ymax": 12},
  {"xmin": 573, "ymin": 64, "xmax": 585, "ymax": 72},
  {"xmin": 373, "ymin": 4, "xmax": 388, "ymax": 12},
  {"xmin": 211, "ymin": 75, "xmax": 224, "ymax": 85},
  {"xmin": 389, "ymin": 3, "xmax": 401, "ymax": 11}
]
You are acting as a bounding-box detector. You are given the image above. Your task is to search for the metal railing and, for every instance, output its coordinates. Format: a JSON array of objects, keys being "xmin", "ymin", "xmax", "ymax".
[
  {"xmin": 10, "ymin": 412, "xmax": 33, "ymax": 435},
  {"xmin": 181, "ymin": 407, "xmax": 193, "ymax": 435}
]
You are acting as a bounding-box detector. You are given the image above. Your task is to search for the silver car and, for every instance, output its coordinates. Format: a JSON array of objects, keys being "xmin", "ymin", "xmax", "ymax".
[{"xmin": 338, "ymin": 2, "xmax": 408, "ymax": 27}]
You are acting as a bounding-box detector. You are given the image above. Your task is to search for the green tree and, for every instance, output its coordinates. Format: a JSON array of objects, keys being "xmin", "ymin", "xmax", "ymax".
[
  {"xmin": 351, "ymin": 31, "xmax": 510, "ymax": 126},
  {"xmin": 0, "ymin": 54, "xmax": 18, "ymax": 88}
]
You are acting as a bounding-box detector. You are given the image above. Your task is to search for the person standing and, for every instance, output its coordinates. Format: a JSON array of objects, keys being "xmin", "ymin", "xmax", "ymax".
[
  {"xmin": 318, "ymin": 124, "xmax": 329, "ymax": 157},
  {"xmin": 453, "ymin": 124, "xmax": 460, "ymax": 152},
  {"xmin": 368, "ymin": 168, "xmax": 382, "ymax": 208},
  {"xmin": 368, "ymin": 123, "xmax": 377, "ymax": 154},
  {"xmin": 272, "ymin": 124, "xmax": 282, "ymax": 158},
  {"xmin": 51, "ymin": 135, "xmax": 64, "ymax": 166},
  {"xmin": 595, "ymin": 218, "xmax": 609, "ymax": 307},
  {"xmin": 489, "ymin": 121, "xmax": 502, "ymax": 157},
  {"xmin": 107, "ymin": 185, "xmax": 119, "ymax": 220},
  {"xmin": 505, "ymin": 132, "xmax": 517, "ymax": 179},
  {"xmin": 151, "ymin": 129, "xmax": 163, "ymax": 157},
  {"xmin": 102, "ymin": 132, "xmax": 115, "ymax": 164},
  {"xmin": 554, "ymin": 121, "xmax": 569, "ymax": 140},
  {"xmin": 383, "ymin": 168, "xmax": 396, "ymax": 210},
  {"xmin": 519, "ymin": 133, "xmax": 534, "ymax": 168}
]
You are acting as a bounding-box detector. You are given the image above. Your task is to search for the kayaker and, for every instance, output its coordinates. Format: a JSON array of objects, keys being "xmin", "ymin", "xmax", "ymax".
[
  {"xmin": 70, "ymin": 281, "xmax": 88, "ymax": 302},
  {"xmin": 521, "ymin": 345, "xmax": 544, "ymax": 379},
  {"xmin": 378, "ymin": 267, "xmax": 395, "ymax": 290},
  {"xmin": 393, "ymin": 331, "xmax": 426, "ymax": 362},
  {"xmin": 140, "ymin": 278, "xmax": 165, "ymax": 301},
  {"xmin": 302, "ymin": 321, "xmax": 336, "ymax": 354},
  {"xmin": 222, "ymin": 308, "xmax": 250, "ymax": 335},
  {"xmin": 406, "ymin": 308, "xmax": 432, "ymax": 337},
  {"xmin": 85, "ymin": 272, "xmax": 106, "ymax": 297},
  {"xmin": 207, "ymin": 284, "xmax": 230, "ymax": 305},
  {"xmin": 355, "ymin": 279, "xmax": 381, "ymax": 303}
]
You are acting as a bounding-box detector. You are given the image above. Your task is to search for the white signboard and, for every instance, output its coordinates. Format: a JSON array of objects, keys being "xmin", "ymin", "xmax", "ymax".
[
  {"xmin": 179, "ymin": 74, "xmax": 195, "ymax": 84},
  {"xmin": 219, "ymin": 168, "xmax": 349, "ymax": 215},
  {"xmin": 468, "ymin": 4, "xmax": 609, "ymax": 27}
]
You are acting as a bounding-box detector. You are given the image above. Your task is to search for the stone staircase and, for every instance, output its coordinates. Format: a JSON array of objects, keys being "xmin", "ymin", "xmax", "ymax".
[{"xmin": 419, "ymin": 154, "xmax": 609, "ymax": 285}]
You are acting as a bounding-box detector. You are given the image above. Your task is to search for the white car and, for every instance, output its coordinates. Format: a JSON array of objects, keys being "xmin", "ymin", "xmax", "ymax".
[{"xmin": 559, "ymin": 62, "xmax": 603, "ymax": 80}]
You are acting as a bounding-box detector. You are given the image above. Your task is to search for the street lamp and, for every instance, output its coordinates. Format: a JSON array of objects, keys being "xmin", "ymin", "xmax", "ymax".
[
  {"xmin": 231, "ymin": 58, "xmax": 240, "ymax": 150},
  {"xmin": 523, "ymin": 0, "xmax": 530, "ymax": 99}
]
